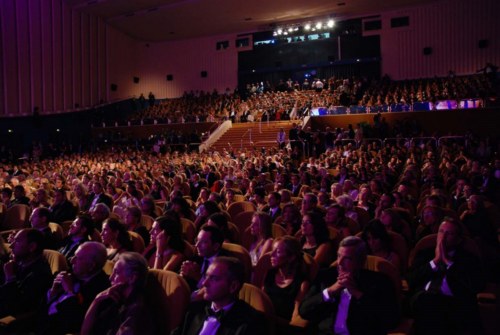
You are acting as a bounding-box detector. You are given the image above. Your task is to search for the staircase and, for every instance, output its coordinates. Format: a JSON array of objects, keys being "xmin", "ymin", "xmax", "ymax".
[{"xmin": 209, "ymin": 121, "xmax": 295, "ymax": 152}]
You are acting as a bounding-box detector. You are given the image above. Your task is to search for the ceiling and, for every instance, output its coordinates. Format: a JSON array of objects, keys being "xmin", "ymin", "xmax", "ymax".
[{"xmin": 65, "ymin": 0, "xmax": 436, "ymax": 42}]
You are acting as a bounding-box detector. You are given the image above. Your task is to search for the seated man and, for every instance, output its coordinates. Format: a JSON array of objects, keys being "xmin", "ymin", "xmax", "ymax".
[
  {"xmin": 30, "ymin": 206, "xmax": 61, "ymax": 250},
  {"xmin": 81, "ymin": 252, "xmax": 155, "ymax": 335},
  {"xmin": 11, "ymin": 185, "xmax": 30, "ymax": 207},
  {"xmin": 0, "ymin": 229, "xmax": 53, "ymax": 330},
  {"xmin": 42, "ymin": 241, "xmax": 110, "ymax": 334},
  {"xmin": 299, "ymin": 236, "xmax": 400, "ymax": 335},
  {"xmin": 173, "ymin": 256, "xmax": 268, "ymax": 335},
  {"xmin": 49, "ymin": 188, "xmax": 77, "ymax": 224},
  {"xmin": 58, "ymin": 214, "xmax": 94, "ymax": 261},
  {"xmin": 408, "ymin": 218, "xmax": 485, "ymax": 335},
  {"xmin": 180, "ymin": 225, "xmax": 227, "ymax": 292}
]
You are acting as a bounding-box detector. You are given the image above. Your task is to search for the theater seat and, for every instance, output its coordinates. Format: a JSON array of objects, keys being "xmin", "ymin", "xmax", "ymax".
[{"xmin": 145, "ymin": 269, "xmax": 190, "ymax": 334}]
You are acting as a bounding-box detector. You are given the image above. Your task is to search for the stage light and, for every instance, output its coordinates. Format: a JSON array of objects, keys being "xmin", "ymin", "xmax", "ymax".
[
  {"xmin": 288, "ymin": 27, "xmax": 293, "ymax": 32},
  {"xmin": 304, "ymin": 24, "xmax": 311, "ymax": 30},
  {"xmin": 277, "ymin": 28, "xmax": 283, "ymax": 35},
  {"xmin": 327, "ymin": 19, "xmax": 335, "ymax": 28},
  {"xmin": 316, "ymin": 22, "xmax": 322, "ymax": 29}
]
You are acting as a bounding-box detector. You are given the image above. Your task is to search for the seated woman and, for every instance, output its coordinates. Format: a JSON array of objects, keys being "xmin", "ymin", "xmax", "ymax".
[
  {"xmin": 73, "ymin": 182, "xmax": 92, "ymax": 212},
  {"xmin": 300, "ymin": 211, "xmax": 334, "ymax": 268},
  {"xmin": 101, "ymin": 218, "xmax": 133, "ymax": 262},
  {"xmin": 194, "ymin": 187, "xmax": 210, "ymax": 213},
  {"xmin": 361, "ymin": 219, "xmax": 401, "ymax": 272},
  {"xmin": 124, "ymin": 206, "xmax": 151, "ymax": 247},
  {"xmin": 149, "ymin": 179, "xmax": 168, "ymax": 201},
  {"xmin": 150, "ymin": 215, "xmax": 186, "ymax": 272},
  {"xmin": 81, "ymin": 252, "xmax": 155, "ymax": 335},
  {"xmin": 263, "ymin": 236, "xmax": 309, "ymax": 327},
  {"xmin": 415, "ymin": 205, "xmax": 443, "ymax": 242},
  {"xmin": 248, "ymin": 212, "xmax": 274, "ymax": 266},
  {"xmin": 325, "ymin": 204, "xmax": 356, "ymax": 239},
  {"xmin": 275, "ymin": 203, "xmax": 302, "ymax": 236},
  {"xmin": 223, "ymin": 188, "xmax": 237, "ymax": 210}
]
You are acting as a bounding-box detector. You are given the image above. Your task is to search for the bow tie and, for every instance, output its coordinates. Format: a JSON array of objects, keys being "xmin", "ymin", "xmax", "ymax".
[{"xmin": 205, "ymin": 306, "xmax": 225, "ymax": 321}]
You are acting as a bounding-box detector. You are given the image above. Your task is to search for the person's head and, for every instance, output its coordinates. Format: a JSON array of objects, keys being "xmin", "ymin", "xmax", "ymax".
[
  {"xmin": 421, "ymin": 205, "xmax": 443, "ymax": 227},
  {"xmin": 362, "ymin": 219, "xmax": 392, "ymax": 254},
  {"xmin": 337, "ymin": 236, "xmax": 367, "ymax": 275},
  {"xmin": 206, "ymin": 213, "xmax": 230, "ymax": 239},
  {"xmin": 202, "ymin": 257, "xmax": 245, "ymax": 307},
  {"xmin": 250, "ymin": 212, "xmax": 273, "ymax": 239},
  {"xmin": 30, "ymin": 207, "xmax": 51, "ymax": 230},
  {"xmin": 69, "ymin": 214, "xmax": 94, "ymax": 238},
  {"xmin": 13, "ymin": 185, "xmax": 26, "ymax": 199},
  {"xmin": 270, "ymin": 236, "xmax": 302, "ymax": 271},
  {"xmin": 279, "ymin": 189, "xmax": 292, "ymax": 204},
  {"xmin": 34, "ymin": 188, "xmax": 49, "ymax": 203},
  {"xmin": 140, "ymin": 195, "xmax": 156, "ymax": 216},
  {"xmin": 101, "ymin": 218, "xmax": 131, "ymax": 250},
  {"xmin": 195, "ymin": 225, "xmax": 224, "ymax": 258},
  {"xmin": 10, "ymin": 228, "xmax": 45, "ymax": 261},
  {"xmin": 92, "ymin": 182, "xmax": 104, "ymax": 195},
  {"xmin": 111, "ymin": 252, "xmax": 149, "ymax": 294},
  {"xmin": 301, "ymin": 211, "xmax": 328, "ymax": 244},
  {"xmin": 437, "ymin": 218, "xmax": 463, "ymax": 250},
  {"xmin": 1, "ymin": 187, "xmax": 12, "ymax": 202},
  {"xmin": 90, "ymin": 203, "xmax": 110, "ymax": 223},
  {"xmin": 53, "ymin": 188, "xmax": 67, "ymax": 205},
  {"xmin": 199, "ymin": 200, "xmax": 220, "ymax": 218},
  {"xmin": 467, "ymin": 194, "xmax": 484, "ymax": 212},
  {"xmin": 336, "ymin": 194, "xmax": 354, "ymax": 211},
  {"xmin": 125, "ymin": 206, "xmax": 142, "ymax": 227},
  {"xmin": 71, "ymin": 241, "xmax": 107, "ymax": 280},
  {"xmin": 325, "ymin": 204, "xmax": 345, "ymax": 225},
  {"xmin": 380, "ymin": 208, "xmax": 401, "ymax": 232},
  {"xmin": 378, "ymin": 193, "xmax": 395, "ymax": 210},
  {"xmin": 301, "ymin": 193, "xmax": 318, "ymax": 214},
  {"xmin": 73, "ymin": 183, "xmax": 87, "ymax": 197},
  {"xmin": 267, "ymin": 191, "xmax": 281, "ymax": 208}
]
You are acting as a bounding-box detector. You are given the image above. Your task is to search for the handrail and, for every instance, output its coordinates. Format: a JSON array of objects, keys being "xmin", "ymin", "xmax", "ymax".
[
  {"xmin": 410, "ymin": 137, "xmax": 437, "ymax": 148},
  {"xmin": 358, "ymin": 138, "xmax": 383, "ymax": 148},
  {"xmin": 241, "ymin": 128, "xmax": 252, "ymax": 149},
  {"xmin": 383, "ymin": 137, "xmax": 410, "ymax": 147},
  {"xmin": 437, "ymin": 136, "xmax": 466, "ymax": 148}
]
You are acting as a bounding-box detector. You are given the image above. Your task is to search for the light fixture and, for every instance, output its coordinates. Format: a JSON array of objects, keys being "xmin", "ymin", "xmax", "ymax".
[
  {"xmin": 315, "ymin": 22, "xmax": 322, "ymax": 29},
  {"xmin": 327, "ymin": 19, "xmax": 335, "ymax": 28},
  {"xmin": 304, "ymin": 24, "xmax": 311, "ymax": 30}
]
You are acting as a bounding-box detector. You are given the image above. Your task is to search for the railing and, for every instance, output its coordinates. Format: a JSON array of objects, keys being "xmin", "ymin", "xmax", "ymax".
[
  {"xmin": 410, "ymin": 137, "xmax": 437, "ymax": 148},
  {"xmin": 241, "ymin": 128, "xmax": 252, "ymax": 149},
  {"xmin": 383, "ymin": 137, "xmax": 409, "ymax": 147},
  {"xmin": 437, "ymin": 136, "xmax": 467, "ymax": 148}
]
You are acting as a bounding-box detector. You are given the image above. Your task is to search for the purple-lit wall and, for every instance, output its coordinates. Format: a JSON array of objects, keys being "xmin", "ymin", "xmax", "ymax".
[
  {"xmin": 373, "ymin": 0, "xmax": 500, "ymax": 79},
  {"xmin": 107, "ymin": 33, "xmax": 239, "ymax": 101},
  {"xmin": 0, "ymin": 0, "xmax": 107, "ymax": 117},
  {"xmin": 1, "ymin": 0, "xmax": 498, "ymax": 116}
]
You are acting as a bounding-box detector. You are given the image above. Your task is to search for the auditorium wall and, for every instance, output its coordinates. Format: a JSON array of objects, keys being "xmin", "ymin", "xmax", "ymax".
[{"xmin": 376, "ymin": 0, "xmax": 499, "ymax": 79}]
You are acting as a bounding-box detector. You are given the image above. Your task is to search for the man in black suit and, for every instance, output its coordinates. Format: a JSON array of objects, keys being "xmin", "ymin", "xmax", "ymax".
[
  {"xmin": 88, "ymin": 181, "xmax": 113, "ymax": 210},
  {"xmin": 50, "ymin": 188, "xmax": 77, "ymax": 224},
  {"xmin": 11, "ymin": 185, "xmax": 30, "ymax": 206},
  {"xmin": 30, "ymin": 206, "xmax": 61, "ymax": 250},
  {"xmin": 201, "ymin": 166, "xmax": 217, "ymax": 189},
  {"xmin": 180, "ymin": 225, "xmax": 228, "ymax": 293},
  {"xmin": 58, "ymin": 214, "xmax": 94, "ymax": 261},
  {"xmin": 0, "ymin": 229, "xmax": 53, "ymax": 332},
  {"xmin": 267, "ymin": 191, "xmax": 282, "ymax": 222},
  {"xmin": 408, "ymin": 218, "xmax": 485, "ymax": 335},
  {"xmin": 299, "ymin": 236, "xmax": 400, "ymax": 335},
  {"xmin": 42, "ymin": 241, "xmax": 110, "ymax": 334},
  {"xmin": 173, "ymin": 257, "xmax": 268, "ymax": 335}
]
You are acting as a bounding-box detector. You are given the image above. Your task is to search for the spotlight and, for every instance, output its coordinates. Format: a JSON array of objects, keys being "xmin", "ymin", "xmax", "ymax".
[
  {"xmin": 284, "ymin": 31, "xmax": 288, "ymax": 35},
  {"xmin": 277, "ymin": 28, "xmax": 283, "ymax": 35},
  {"xmin": 288, "ymin": 27, "xmax": 293, "ymax": 32},
  {"xmin": 327, "ymin": 19, "xmax": 335, "ymax": 28},
  {"xmin": 304, "ymin": 24, "xmax": 311, "ymax": 31},
  {"xmin": 316, "ymin": 22, "xmax": 322, "ymax": 29},
  {"xmin": 294, "ymin": 27, "xmax": 299, "ymax": 31}
]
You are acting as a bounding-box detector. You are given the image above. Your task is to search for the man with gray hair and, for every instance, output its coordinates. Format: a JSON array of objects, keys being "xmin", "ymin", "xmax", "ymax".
[
  {"xmin": 299, "ymin": 236, "xmax": 400, "ymax": 335},
  {"xmin": 42, "ymin": 241, "xmax": 110, "ymax": 334}
]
